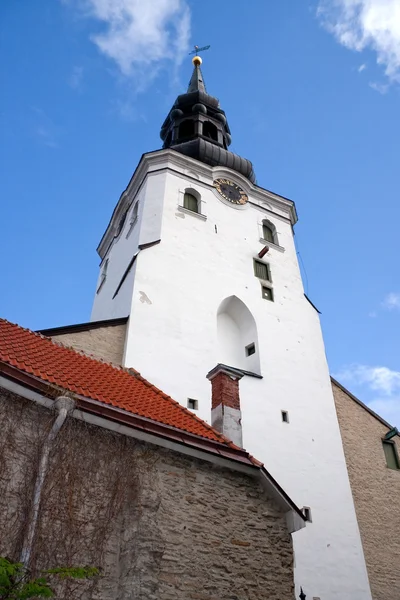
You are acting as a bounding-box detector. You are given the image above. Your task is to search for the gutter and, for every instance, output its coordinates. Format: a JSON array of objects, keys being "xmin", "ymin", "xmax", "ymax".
[{"xmin": 20, "ymin": 395, "xmax": 75, "ymax": 566}]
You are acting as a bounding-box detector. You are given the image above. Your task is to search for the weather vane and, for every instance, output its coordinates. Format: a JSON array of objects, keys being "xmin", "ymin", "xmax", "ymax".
[{"xmin": 189, "ymin": 44, "xmax": 210, "ymax": 56}]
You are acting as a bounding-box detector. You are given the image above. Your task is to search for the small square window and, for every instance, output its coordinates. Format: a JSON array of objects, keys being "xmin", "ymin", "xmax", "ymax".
[
  {"xmin": 281, "ymin": 410, "xmax": 289, "ymax": 423},
  {"xmin": 261, "ymin": 286, "xmax": 274, "ymax": 302},
  {"xmin": 187, "ymin": 398, "xmax": 198, "ymax": 411},
  {"xmin": 303, "ymin": 507, "xmax": 312, "ymax": 522},
  {"xmin": 253, "ymin": 259, "xmax": 270, "ymax": 281},
  {"xmin": 245, "ymin": 343, "xmax": 256, "ymax": 356},
  {"xmin": 383, "ymin": 441, "xmax": 400, "ymax": 470}
]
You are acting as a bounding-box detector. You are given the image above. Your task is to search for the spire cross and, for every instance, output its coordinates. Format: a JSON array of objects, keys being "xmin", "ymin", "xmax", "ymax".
[{"xmin": 189, "ymin": 44, "xmax": 210, "ymax": 56}]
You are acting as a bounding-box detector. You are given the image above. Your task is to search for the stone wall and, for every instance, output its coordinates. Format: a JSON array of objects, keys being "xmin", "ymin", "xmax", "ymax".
[
  {"xmin": 332, "ymin": 381, "xmax": 400, "ymax": 600},
  {"xmin": 50, "ymin": 322, "xmax": 127, "ymax": 365},
  {"xmin": 0, "ymin": 387, "xmax": 294, "ymax": 600}
]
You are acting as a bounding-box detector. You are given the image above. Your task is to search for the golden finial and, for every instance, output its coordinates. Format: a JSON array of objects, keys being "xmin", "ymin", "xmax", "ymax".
[{"xmin": 192, "ymin": 55, "xmax": 202, "ymax": 66}]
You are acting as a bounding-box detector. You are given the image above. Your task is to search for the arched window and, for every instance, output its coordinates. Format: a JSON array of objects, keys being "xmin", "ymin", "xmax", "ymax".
[
  {"xmin": 262, "ymin": 220, "xmax": 277, "ymax": 245},
  {"xmin": 183, "ymin": 191, "xmax": 199, "ymax": 213},
  {"xmin": 203, "ymin": 121, "xmax": 218, "ymax": 141},
  {"xmin": 179, "ymin": 119, "xmax": 195, "ymax": 140}
]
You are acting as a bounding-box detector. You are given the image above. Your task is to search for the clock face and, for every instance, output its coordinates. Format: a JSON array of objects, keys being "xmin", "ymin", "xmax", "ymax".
[{"xmin": 214, "ymin": 178, "xmax": 248, "ymax": 205}]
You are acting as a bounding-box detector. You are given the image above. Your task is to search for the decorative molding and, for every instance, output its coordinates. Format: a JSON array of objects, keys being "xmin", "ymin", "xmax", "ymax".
[{"xmin": 97, "ymin": 149, "xmax": 298, "ymax": 258}]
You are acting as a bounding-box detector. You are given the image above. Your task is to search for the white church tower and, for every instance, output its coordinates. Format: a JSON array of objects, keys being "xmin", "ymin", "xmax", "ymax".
[{"xmin": 91, "ymin": 55, "xmax": 372, "ymax": 600}]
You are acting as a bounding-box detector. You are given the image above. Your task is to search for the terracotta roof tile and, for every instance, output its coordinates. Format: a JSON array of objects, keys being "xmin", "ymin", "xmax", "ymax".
[{"xmin": 0, "ymin": 318, "xmax": 235, "ymax": 447}]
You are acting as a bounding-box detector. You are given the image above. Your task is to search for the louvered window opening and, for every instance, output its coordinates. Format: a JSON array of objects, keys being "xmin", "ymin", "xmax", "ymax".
[
  {"xmin": 254, "ymin": 260, "xmax": 270, "ymax": 281},
  {"xmin": 383, "ymin": 441, "xmax": 400, "ymax": 470},
  {"xmin": 184, "ymin": 193, "xmax": 199, "ymax": 213}
]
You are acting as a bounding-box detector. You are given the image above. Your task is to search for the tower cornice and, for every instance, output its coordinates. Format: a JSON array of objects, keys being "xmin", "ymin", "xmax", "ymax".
[{"xmin": 96, "ymin": 149, "xmax": 297, "ymax": 260}]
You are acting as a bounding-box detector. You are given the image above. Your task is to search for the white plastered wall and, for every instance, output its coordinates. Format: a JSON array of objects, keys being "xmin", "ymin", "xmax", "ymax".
[{"xmin": 91, "ymin": 151, "xmax": 372, "ymax": 600}]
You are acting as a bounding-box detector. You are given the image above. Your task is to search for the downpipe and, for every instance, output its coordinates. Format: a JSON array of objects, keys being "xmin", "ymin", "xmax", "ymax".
[{"xmin": 20, "ymin": 396, "xmax": 75, "ymax": 566}]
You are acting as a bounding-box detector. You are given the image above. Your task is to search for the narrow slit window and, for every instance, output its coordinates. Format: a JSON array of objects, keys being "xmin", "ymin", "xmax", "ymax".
[
  {"xmin": 383, "ymin": 441, "xmax": 400, "ymax": 470},
  {"xmin": 126, "ymin": 202, "xmax": 139, "ymax": 238},
  {"xmin": 261, "ymin": 286, "xmax": 274, "ymax": 302},
  {"xmin": 245, "ymin": 343, "xmax": 256, "ymax": 357},
  {"xmin": 97, "ymin": 258, "xmax": 108, "ymax": 293},
  {"xmin": 183, "ymin": 192, "xmax": 199, "ymax": 213},
  {"xmin": 187, "ymin": 398, "xmax": 199, "ymax": 411},
  {"xmin": 254, "ymin": 259, "xmax": 270, "ymax": 281},
  {"xmin": 281, "ymin": 410, "xmax": 289, "ymax": 423}
]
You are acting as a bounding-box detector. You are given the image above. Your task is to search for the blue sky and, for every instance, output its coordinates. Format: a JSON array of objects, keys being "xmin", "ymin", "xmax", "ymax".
[{"xmin": 1, "ymin": 0, "xmax": 399, "ymax": 425}]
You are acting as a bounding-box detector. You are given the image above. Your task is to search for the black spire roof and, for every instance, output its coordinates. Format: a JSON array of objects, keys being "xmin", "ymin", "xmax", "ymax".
[
  {"xmin": 160, "ymin": 56, "xmax": 256, "ymax": 183},
  {"xmin": 187, "ymin": 59, "xmax": 206, "ymax": 94}
]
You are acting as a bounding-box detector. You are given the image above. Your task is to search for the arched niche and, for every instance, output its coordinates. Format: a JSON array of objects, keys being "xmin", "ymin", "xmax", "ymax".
[{"xmin": 216, "ymin": 296, "xmax": 261, "ymax": 374}]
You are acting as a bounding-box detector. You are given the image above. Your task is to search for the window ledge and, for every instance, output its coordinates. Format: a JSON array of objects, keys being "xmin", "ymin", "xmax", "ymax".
[
  {"xmin": 178, "ymin": 205, "xmax": 207, "ymax": 221},
  {"xmin": 259, "ymin": 238, "xmax": 285, "ymax": 252}
]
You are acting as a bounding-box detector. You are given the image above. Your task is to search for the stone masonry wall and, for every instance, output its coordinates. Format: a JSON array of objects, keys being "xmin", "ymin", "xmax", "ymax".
[
  {"xmin": 49, "ymin": 323, "xmax": 127, "ymax": 365},
  {"xmin": 0, "ymin": 387, "xmax": 294, "ymax": 600},
  {"xmin": 332, "ymin": 381, "xmax": 400, "ymax": 600}
]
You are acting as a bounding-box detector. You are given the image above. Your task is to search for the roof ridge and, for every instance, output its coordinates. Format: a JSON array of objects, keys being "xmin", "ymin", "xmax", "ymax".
[{"xmin": 0, "ymin": 318, "xmax": 127, "ymax": 372}]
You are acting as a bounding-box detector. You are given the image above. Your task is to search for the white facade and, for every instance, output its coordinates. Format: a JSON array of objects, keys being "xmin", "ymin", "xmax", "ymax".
[{"xmin": 92, "ymin": 149, "xmax": 372, "ymax": 600}]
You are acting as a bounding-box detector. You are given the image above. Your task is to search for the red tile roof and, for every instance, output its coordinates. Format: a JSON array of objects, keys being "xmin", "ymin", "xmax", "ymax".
[{"xmin": 0, "ymin": 318, "xmax": 236, "ymax": 447}]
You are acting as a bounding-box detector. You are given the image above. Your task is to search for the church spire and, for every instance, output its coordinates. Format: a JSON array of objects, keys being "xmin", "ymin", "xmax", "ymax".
[
  {"xmin": 159, "ymin": 53, "xmax": 256, "ymax": 183},
  {"xmin": 187, "ymin": 56, "xmax": 206, "ymax": 94}
]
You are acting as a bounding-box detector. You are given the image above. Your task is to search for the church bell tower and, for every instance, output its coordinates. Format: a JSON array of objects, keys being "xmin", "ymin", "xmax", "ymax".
[{"xmin": 91, "ymin": 55, "xmax": 372, "ymax": 600}]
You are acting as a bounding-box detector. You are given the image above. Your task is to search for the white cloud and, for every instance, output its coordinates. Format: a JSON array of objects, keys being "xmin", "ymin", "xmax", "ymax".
[
  {"xmin": 336, "ymin": 364, "xmax": 400, "ymax": 395},
  {"xmin": 335, "ymin": 364, "xmax": 400, "ymax": 424},
  {"xmin": 66, "ymin": 0, "xmax": 191, "ymax": 78},
  {"xmin": 369, "ymin": 80, "xmax": 389, "ymax": 94},
  {"xmin": 382, "ymin": 292, "xmax": 400, "ymax": 310},
  {"xmin": 317, "ymin": 0, "xmax": 400, "ymax": 84},
  {"xmin": 358, "ymin": 62, "xmax": 366, "ymax": 72}
]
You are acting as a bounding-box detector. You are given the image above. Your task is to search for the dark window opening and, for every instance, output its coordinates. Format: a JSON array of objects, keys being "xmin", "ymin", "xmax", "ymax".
[
  {"xmin": 281, "ymin": 410, "xmax": 289, "ymax": 423},
  {"xmin": 262, "ymin": 221, "xmax": 275, "ymax": 244},
  {"xmin": 245, "ymin": 343, "xmax": 256, "ymax": 357},
  {"xmin": 187, "ymin": 398, "xmax": 199, "ymax": 411},
  {"xmin": 261, "ymin": 286, "xmax": 274, "ymax": 302},
  {"xmin": 183, "ymin": 192, "xmax": 199, "ymax": 213},
  {"xmin": 303, "ymin": 507, "xmax": 312, "ymax": 522},
  {"xmin": 179, "ymin": 119, "xmax": 195, "ymax": 140},
  {"xmin": 164, "ymin": 130, "xmax": 172, "ymax": 147},
  {"xmin": 383, "ymin": 441, "xmax": 400, "ymax": 470},
  {"xmin": 203, "ymin": 121, "xmax": 218, "ymax": 141}
]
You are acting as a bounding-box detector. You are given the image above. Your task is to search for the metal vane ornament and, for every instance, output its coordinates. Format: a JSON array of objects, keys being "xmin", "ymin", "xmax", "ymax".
[
  {"xmin": 189, "ymin": 44, "xmax": 210, "ymax": 56},
  {"xmin": 299, "ymin": 587, "xmax": 306, "ymax": 600}
]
